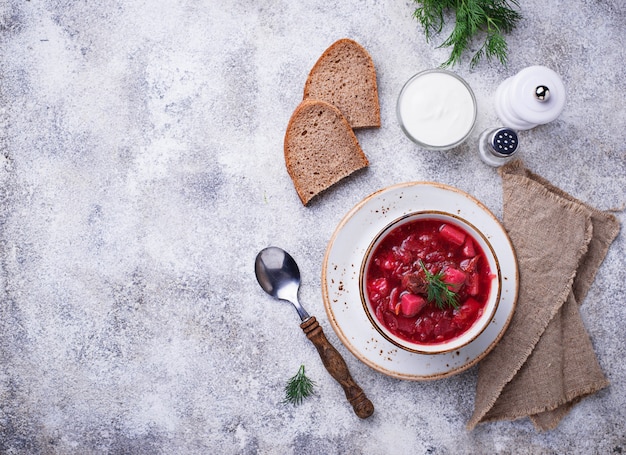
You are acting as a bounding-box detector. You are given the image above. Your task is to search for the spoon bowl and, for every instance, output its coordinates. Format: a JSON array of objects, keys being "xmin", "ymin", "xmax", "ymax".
[{"xmin": 255, "ymin": 246, "xmax": 310, "ymax": 321}]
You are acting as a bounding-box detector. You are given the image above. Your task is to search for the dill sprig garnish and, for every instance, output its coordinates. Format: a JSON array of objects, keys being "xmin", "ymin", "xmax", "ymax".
[
  {"xmin": 419, "ymin": 260, "xmax": 460, "ymax": 309},
  {"xmin": 283, "ymin": 365, "xmax": 316, "ymax": 406},
  {"xmin": 412, "ymin": 0, "xmax": 522, "ymax": 68}
]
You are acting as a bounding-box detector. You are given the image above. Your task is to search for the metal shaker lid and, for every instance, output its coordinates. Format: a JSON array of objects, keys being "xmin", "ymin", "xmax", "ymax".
[{"xmin": 489, "ymin": 128, "xmax": 519, "ymax": 157}]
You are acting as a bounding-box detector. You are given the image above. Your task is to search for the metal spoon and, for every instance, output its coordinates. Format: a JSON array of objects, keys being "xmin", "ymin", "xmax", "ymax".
[{"xmin": 255, "ymin": 246, "xmax": 374, "ymax": 419}]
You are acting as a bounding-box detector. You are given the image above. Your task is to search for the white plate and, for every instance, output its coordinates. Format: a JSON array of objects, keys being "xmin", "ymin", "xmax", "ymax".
[{"xmin": 322, "ymin": 182, "xmax": 518, "ymax": 380}]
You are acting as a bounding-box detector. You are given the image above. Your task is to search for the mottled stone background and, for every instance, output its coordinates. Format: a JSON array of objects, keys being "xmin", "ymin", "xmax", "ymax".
[{"xmin": 1, "ymin": 0, "xmax": 624, "ymax": 453}]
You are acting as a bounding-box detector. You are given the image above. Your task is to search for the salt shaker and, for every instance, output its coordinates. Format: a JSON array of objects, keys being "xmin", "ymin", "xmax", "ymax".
[
  {"xmin": 478, "ymin": 127, "xmax": 519, "ymax": 167},
  {"xmin": 494, "ymin": 66, "xmax": 566, "ymax": 130}
]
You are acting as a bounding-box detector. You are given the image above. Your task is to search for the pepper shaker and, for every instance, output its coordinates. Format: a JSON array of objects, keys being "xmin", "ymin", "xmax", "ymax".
[
  {"xmin": 478, "ymin": 127, "xmax": 519, "ymax": 167},
  {"xmin": 494, "ymin": 66, "xmax": 566, "ymax": 130}
]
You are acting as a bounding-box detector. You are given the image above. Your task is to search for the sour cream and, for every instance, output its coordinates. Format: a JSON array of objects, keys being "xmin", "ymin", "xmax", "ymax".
[{"xmin": 397, "ymin": 70, "xmax": 477, "ymax": 150}]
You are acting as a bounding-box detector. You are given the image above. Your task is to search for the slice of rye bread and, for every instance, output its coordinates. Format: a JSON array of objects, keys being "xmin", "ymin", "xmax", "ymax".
[
  {"xmin": 303, "ymin": 38, "xmax": 381, "ymax": 129},
  {"xmin": 284, "ymin": 99, "xmax": 369, "ymax": 205}
]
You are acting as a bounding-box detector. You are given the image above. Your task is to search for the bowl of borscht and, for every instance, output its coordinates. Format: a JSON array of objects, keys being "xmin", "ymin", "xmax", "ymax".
[{"xmin": 360, "ymin": 211, "xmax": 500, "ymax": 354}]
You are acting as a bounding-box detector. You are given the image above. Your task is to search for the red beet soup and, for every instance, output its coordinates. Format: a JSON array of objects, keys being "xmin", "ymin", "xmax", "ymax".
[{"xmin": 364, "ymin": 217, "xmax": 494, "ymax": 346}]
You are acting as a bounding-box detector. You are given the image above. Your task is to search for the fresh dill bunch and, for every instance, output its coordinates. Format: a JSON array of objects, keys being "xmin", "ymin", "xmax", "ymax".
[
  {"xmin": 419, "ymin": 260, "xmax": 460, "ymax": 309},
  {"xmin": 412, "ymin": 0, "xmax": 522, "ymax": 68},
  {"xmin": 283, "ymin": 364, "xmax": 316, "ymax": 406}
]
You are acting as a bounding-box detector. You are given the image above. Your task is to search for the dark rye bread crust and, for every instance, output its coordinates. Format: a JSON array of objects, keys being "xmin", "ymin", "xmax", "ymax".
[
  {"xmin": 284, "ymin": 99, "xmax": 369, "ymax": 205},
  {"xmin": 303, "ymin": 38, "xmax": 381, "ymax": 129}
]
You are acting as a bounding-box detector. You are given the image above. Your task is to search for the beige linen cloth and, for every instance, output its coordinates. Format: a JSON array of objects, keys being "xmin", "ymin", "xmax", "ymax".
[{"xmin": 468, "ymin": 160, "xmax": 620, "ymax": 431}]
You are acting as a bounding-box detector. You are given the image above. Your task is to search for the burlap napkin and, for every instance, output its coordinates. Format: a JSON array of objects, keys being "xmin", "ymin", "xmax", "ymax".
[{"xmin": 468, "ymin": 160, "xmax": 620, "ymax": 431}]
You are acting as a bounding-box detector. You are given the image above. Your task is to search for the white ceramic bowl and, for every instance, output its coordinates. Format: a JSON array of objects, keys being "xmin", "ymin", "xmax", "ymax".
[
  {"xmin": 359, "ymin": 211, "xmax": 501, "ymax": 355},
  {"xmin": 323, "ymin": 182, "xmax": 518, "ymax": 380}
]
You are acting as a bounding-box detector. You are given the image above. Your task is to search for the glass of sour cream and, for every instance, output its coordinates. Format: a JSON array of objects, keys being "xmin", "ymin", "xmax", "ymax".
[{"xmin": 397, "ymin": 69, "xmax": 477, "ymax": 150}]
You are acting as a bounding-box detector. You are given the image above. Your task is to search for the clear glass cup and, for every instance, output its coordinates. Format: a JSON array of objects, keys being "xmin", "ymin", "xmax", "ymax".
[{"xmin": 397, "ymin": 69, "xmax": 477, "ymax": 150}]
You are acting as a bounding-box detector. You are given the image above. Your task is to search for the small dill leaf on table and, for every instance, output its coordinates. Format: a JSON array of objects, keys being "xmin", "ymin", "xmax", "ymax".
[{"xmin": 283, "ymin": 364, "xmax": 316, "ymax": 406}]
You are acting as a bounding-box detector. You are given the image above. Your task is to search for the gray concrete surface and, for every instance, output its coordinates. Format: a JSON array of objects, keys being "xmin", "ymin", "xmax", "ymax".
[{"xmin": 1, "ymin": 0, "xmax": 624, "ymax": 453}]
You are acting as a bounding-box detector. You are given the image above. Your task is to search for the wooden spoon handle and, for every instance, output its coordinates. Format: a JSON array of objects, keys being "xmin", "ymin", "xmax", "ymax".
[{"xmin": 300, "ymin": 316, "xmax": 374, "ymax": 419}]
